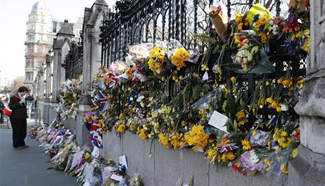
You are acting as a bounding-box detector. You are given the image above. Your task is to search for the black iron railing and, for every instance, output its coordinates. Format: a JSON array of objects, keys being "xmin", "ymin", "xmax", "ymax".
[
  {"xmin": 100, "ymin": 0, "xmax": 282, "ymax": 67},
  {"xmin": 62, "ymin": 41, "xmax": 83, "ymax": 80}
]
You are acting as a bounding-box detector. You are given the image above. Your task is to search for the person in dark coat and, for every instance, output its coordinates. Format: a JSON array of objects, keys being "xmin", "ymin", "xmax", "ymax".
[
  {"xmin": 8, "ymin": 86, "xmax": 29, "ymax": 150},
  {"xmin": 0, "ymin": 100, "xmax": 4, "ymax": 123}
]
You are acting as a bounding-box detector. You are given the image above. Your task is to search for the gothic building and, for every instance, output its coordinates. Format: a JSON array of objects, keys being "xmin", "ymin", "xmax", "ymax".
[{"xmin": 24, "ymin": 0, "xmax": 82, "ymax": 94}]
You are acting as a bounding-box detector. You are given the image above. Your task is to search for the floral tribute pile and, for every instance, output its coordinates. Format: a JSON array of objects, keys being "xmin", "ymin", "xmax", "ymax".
[
  {"xmin": 84, "ymin": 1, "xmax": 308, "ymax": 178},
  {"xmin": 56, "ymin": 79, "xmax": 82, "ymax": 120},
  {"xmin": 29, "ymin": 78, "xmax": 144, "ymax": 185},
  {"xmin": 28, "ymin": 119, "xmax": 144, "ymax": 186}
]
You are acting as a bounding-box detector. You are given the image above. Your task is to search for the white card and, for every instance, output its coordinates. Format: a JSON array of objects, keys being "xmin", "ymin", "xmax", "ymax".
[
  {"xmin": 119, "ymin": 155, "xmax": 128, "ymax": 169},
  {"xmin": 91, "ymin": 146, "xmax": 99, "ymax": 158},
  {"xmin": 208, "ymin": 111, "xmax": 229, "ymax": 133},
  {"xmin": 110, "ymin": 174, "xmax": 124, "ymax": 182},
  {"xmin": 202, "ymin": 71, "xmax": 209, "ymax": 81}
]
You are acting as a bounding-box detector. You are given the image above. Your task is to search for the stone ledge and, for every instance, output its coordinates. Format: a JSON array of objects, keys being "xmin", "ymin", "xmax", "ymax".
[
  {"xmin": 289, "ymin": 145, "xmax": 325, "ymax": 186},
  {"xmin": 38, "ymin": 101, "xmax": 59, "ymax": 107},
  {"xmin": 100, "ymin": 131, "xmax": 287, "ymax": 186},
  {"xmin": 299, "ymin": 116, "xmax": 325, "ymax": 154}
]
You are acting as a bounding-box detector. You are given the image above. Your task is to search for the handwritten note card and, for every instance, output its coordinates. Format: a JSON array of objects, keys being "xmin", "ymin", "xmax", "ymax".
[{"xmin": 208, "ymin": 111, "xmax": 229, "ymax": 133}]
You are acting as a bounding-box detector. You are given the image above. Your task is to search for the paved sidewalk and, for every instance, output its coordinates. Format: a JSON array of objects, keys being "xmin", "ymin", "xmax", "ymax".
[{"xmin": 0, "ymin": 120, "xmax": 77, "ymax": 186}]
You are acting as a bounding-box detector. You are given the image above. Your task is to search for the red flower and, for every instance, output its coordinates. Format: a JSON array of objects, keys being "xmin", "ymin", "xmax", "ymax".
[{"xmin": 232, "ymin": 164, "xmax": 238, "ymax": 171}]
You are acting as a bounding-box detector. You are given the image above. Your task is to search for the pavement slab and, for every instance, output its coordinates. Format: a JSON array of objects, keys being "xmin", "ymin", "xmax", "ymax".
[{"xmin": 0, "ymin": 125, "xmax": 77, "ymax": 186}]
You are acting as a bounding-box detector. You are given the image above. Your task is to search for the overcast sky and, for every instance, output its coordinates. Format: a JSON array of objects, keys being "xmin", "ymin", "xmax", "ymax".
[{"xmin": 0, "ymin": 0, "xmax": 115, "ymax": 85}]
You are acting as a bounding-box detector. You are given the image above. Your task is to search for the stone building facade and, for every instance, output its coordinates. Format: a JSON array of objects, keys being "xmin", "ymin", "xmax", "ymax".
[
  {"xmin": 24, "ymin": 0, "xmax": 82, "ymax": 96},
  {"xmin": 24, "ymin": 0, "xmax": 53, "ymax": 94}
]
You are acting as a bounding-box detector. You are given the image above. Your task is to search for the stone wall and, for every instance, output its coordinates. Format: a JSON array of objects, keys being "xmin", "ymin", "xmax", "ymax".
[
  {"xmin": 40, "ymin": 100, "xmax": 91, "ymax": 146},
  {"xmin": 39, "ymin": 99, "xmax": 287, "ymax": 186},
  {"xmin": 98, "ymin": 131, "xmax": 287, "ymax": 186},
  {"xmin": 39, "ymin": 101, "xmax": 57, "ymax": 124},
  {"xmin": 288, "ymin": 1, "xmax": 325, "ymax": 185}
]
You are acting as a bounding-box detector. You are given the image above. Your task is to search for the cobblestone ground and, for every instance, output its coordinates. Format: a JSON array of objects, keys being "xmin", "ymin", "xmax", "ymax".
[{"xmin": 0, "ymin": 118, "xmax": 77, "ymax": 186}]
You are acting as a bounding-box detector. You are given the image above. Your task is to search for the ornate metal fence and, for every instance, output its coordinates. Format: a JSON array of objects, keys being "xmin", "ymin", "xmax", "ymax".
[
  {"xmin": 100, "ymin": 0, "xmax": 282, "ymax": 67},
  {"xmin": 63, "ymin": 41, "xmax": 83, "ymax": 80}
]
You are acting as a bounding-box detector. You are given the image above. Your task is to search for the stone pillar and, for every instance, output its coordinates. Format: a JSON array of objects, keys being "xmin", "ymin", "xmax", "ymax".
[
  {"xmin": 290, "ymin": 1, "xmax": 325, "ymax": 185},
  {"xmin": 39, "ymin": 67, "xmax": 44, "ymax": 100},
  {"xmin": 45, "ymin": 53, "xmax": 52, "ymax": 99},
  {"xmin": 76, "ymin": 0, "xmax": 109, "ymax": 147},
  {"xmin": 82, "ymin": 1, "xmax": 108, "ymax": 96},
  {"xmin": 52, "ymin": 49, "xmax": 60, "ymax": 102}
]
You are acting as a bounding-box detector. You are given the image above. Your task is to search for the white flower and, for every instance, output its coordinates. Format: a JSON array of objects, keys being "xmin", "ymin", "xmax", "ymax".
[
  {"xmin": 281, "ymin": 104, "xmax": 289, "ymax": 111},
  {"xmin": 249, "ymin": 150, "xmax": 259, "ymax": 164},
  {"xmin": 137, "ymin": 95, "xmax": 144, "ymax": 102}
]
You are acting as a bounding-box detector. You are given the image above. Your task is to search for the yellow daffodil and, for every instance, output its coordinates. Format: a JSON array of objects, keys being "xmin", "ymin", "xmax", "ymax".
[
  {"xmin": 280, "ymin": 164, "xmax": 288, "ymax": 174},
  {"xmin": 117, "ymin": 123, "xmax": 126, "ymax": 133},
  {"xmin": 259, "ymin": 32, "xmax": 267, "ymax": 43},
  {"xmin": 278, "ymin": 137, "xmax": 292, "ymax": 148},
  {"xmin": 235, "ymin": 13, "xmax": 242, "ymax": 23},
  {"xmin": 241, "ymin": 139, "xmax": 251, "ymax": 151},
  {"xmin": 84, "ymin": 152, "xmax": 91, "ymax": 160},
  {"xmin": 207, "ymin": 147, "xmax": 218, "ymax": 162},
  {"xmin": 184, "ymin": 125, "xmax": 209, "ymax": 151},
  {"xmin": 281, "ymin": 131, "xmax": 288, "ymax": 137},
  {"xmin": 266, "ymin": 97, "xmax": 273, "ymax": 104},
  {"xmin": 276, "ymin": 106, "xmax": 281, "ymax": 113},
  {"xmin": 148, "ymin": 47, "xmax": 165, "ymax": 71},
  {"xmin": 236, "ymin": 110, "xmax": 245, "ymax": 120},
  {"xmin": 291, "ymin": 148, "xmax": 298, "ymax": 158},
  {"xmin": 170, "ymin": 133, "xmax": 185, "ymax": 149},
  {"xmin": 158, "ymin": 133, "xmax": 170, "ymax": 149},
  {"xmin": 268, "ymin": 141, "xmax": 272, "ymax": 151},
  {"xmin": 201, "ymin": 64, "xmax": 209, "ymax": 71},
  {"xmin": 244, "ymin": 17, "xmax": 249, "ymax": 26},
  {"xmin": 139, "ymin": 128, "xmax": 148, "ymax": 140},
  {"xmin": 296, "ymin": 31, "xmax": 302, "ymax": 38},
  {"xmin": 304, "ymin": 29, "xmax": 310, "ymax": 36},
  {"xmin": 271, "ymin": 102, "xmax": 278, "ymax": 109},
  {"xmin": 273, "ymin": 129, "xmax": 280, "ymax": 140},
  {"xmin": 238, "ymin": 22, "xmax": 243, "ymax": 31},
  {"xmin": 264, "ymin": 159, "xmax": 273, "ymax": 172},
  {"xmin": 230, "ymin": 76, "xmax": 236, "ymax": 84},
  {"xmin": 282, "ymin": 79, "xmax": 290, "ymax": 87},
  {"xmin": 170, "ymin": 48, "xmax": 190, "ymax": 68},
  {"xmin": 238, "ymin": 120, "xmax": 245, "ymax": 126},
  {"xmin": 221, "ymin": 152, "xmax": 236, "ymax": 163}
]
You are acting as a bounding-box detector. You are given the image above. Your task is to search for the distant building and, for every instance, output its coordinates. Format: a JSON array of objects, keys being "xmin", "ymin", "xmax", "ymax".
[{"xmin": 24, "ymin": 0, "xmax": 82, "ymax": 94}]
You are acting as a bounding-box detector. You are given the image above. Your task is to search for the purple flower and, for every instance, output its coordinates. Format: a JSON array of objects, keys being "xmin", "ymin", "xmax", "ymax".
[
  {"xmin": 259, "ymin": 25, "xmax": 265, "ymax": 32},
  {"xmin": 288, "ymin": 46, "xmax": 293, "ymax": 55},
  {"xmin": 254, "ymin": 14, "xmax": 260, "ymax": 22},
  {"xmin": 185, "ymin": 67, "xmax": 190, "ymax": 74},
  {"xmin": 240, "ymin": 151, "xmax": 264, "ymax": 171},
  {"xmin": 188, "ymin": 49, "xmax": 201, "ymax": 64},
  {"xmin": 295, "ymin": 45, "xmax": 299, "ymax": 52},
  {"xmin": 289, "ymin": 16, "xmax": 294, "ymax": 24}
]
